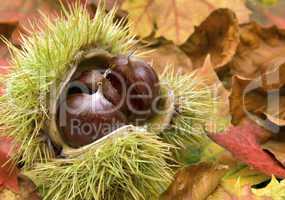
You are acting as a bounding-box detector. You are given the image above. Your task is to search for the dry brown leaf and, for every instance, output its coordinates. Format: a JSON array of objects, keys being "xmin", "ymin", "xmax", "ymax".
[
  {"xmin": 181, "ymin": 9, "xmax": 240, "ymax": 70},
  {"xmin": 160, "ymin": 163, "xmax": 228, "ymax": 200},
  {"xmin": 145, "ymin": 43, "xmax": 193, "ymax": 74},
  {"xmin": 161, "ymin": 162, "xmax": 272, "ymax": 200},
  {"xmin": 229, "ymin": 22, "xmax": 285, "ymax": 79},
  {"xmin": 122, "ymin": 0, "xmax": 250, "ymax": 45},
  {"xmin": 263, "ymin": 139, "xmax": 285, "ymax": 167},
  {"xmin": 230, "ymin": 73, "xmax": 285, "ymax": 126},
  {"xmin": 230, "ymin": 76, "xmax": 266, "ymax": 124}
]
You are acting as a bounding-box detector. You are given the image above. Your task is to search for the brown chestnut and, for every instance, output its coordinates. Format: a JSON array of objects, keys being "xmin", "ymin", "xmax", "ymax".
[
  {"xmin": 109, "ymin": 55, "xmax": 160, "ymax": 120},
  {"xmin": 77, "ymin": 70, "xmax": 125, "ymax": 109},
  {"xmin": 58, "ymin": 83, "xmax": 127, "ymax": 148}
]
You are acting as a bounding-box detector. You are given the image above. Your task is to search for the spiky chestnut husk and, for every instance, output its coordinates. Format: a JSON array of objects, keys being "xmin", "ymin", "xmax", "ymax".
[
  {"xmin": 149, "ymin": 66, "xmax": 216, "ymax": 161},
  {"xmin": 0, "ymin": 2, "xmax": 215, "ymax": 200},
  {"xmin": 0, "ymin": 3, "xmax": 137, "ymax": 167},
  {"xmin": 25, "ymin": 126, "xmax": 174, "ymax": 200},
  {"xmin": 0, "ymin": 3, "xmax": 175, "ymax": 200}
]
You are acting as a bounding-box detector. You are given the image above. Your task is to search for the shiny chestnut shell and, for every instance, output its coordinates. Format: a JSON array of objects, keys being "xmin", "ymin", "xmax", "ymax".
[
  {"xmin": 58, "ymin": 84, "xmax": 127, "ymax": 148},
  {"xmin": 109, "ymin": 55, "xmax": 160, "ymax": 120}
]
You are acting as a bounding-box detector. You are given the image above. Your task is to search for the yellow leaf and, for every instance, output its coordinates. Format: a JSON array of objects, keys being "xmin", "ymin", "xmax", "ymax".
[
  {"xmin": 155, "ymin": 0, "xmax": 211, "ymax": 45},
  {"xmin": 253, "ymin": 176, "xmax": 285, "ymax": 200},
  {"xmin": 121, "ymin": 0, "xmax": 156, "ymax": 38},
  {"xmin": 222, "ymin": 165, "xmax": 269, "ymax": 194}
]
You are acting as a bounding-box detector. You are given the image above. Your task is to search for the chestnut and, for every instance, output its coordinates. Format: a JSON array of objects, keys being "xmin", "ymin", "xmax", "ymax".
[
  {"xmin": 58, "ymin": 82, "xmax": 127, "ymax": 148},
  {"xmin": 77, "ymin": 70, "xmax": 125, "ymax": 109},
  {"xmin": 109, "ymin": 55, "xmax": 160, "ymax": 120}
]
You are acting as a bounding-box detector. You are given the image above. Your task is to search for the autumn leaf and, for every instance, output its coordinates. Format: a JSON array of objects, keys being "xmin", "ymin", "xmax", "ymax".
[
  {"xmin": 146, "ymin": 43, "xmax": 193, "ymax": 74},
  {"xmin": 122, "ymin": 0, "xmax": 250, "ymax": 44},
  {"xmin": 160, "ymin": 163, "xmax": 228, "ymax": 200},
  {"xmin": 252, "ymin": 176, "xmax": 285, "ymax": 200},
  {"xmin": 263, "ymin": 139, "xmax": 285, "ymax": 167},
  {"xmin": 208, "ymin": 166, "xmax": 270, "ymax": 199},
  {"xmin": 161, "ymin": 163, "xmax": 273, "ymax": 200},
  {"xmin": 9, "ymin": 0, "xmax": 61, "ymax": 45},
  {"xmin": 0, "ymin": 137, "xmax": 20, "ymax": 193},
  {"xmin": 121, "ymin": 0, "xmax": 156, "ymax": 38},
  {"xmin": 229, "ymin": 22, "xmax": 285, "ymax": 79},
  {"xmin": 208, "ymin": 120, "xmax": 285, "ymax": 178},
  {"xmin": 181, "ymin": 9, "xmax": 240, "ymax": 70},
  {"xmin": 222, "ymin": 165, "xmax": 269, "ymax": 190},
  {"xmin": 229, "ymin": 74, "xmax": 285, "ymax": 126},
  {"xmin": 208, "ymin": 185, "xmax": 270, "ymax": 199}
]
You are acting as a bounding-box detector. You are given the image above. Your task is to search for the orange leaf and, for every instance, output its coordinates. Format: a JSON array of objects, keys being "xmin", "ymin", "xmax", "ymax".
[{"xmin": 122, "ymin": 0, "xmax": 251, "ymax": 44}]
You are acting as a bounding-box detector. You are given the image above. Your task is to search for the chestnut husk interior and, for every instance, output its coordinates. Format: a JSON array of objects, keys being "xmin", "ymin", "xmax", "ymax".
[
  {"xmin": 48, "ymin": 48, "xmax": 176, "ymax": 156},
  {"xmin": 48, "ymin": 48, "xmax": 115, "ymax": 155}
]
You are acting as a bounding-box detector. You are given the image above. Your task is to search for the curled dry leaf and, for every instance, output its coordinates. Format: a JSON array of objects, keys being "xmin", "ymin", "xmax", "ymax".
[
  {"xmin": 228, "ymin": 22, "xmax": 285, "ymax": 79},
  {"xmin": 208, "ymin": 120, "xmax": 285, "ymax": 178},
  {"xmin": 145, "ymin": 43, "xmax": 193, "ymax": 74},
  {"xmin": 161, "ymin": 162, "xmax": 273, "ymax": 200},
  {"xmin": 181, "ymin": 9, "xmax": 240, "ymax": 70},
  {"xmin": 263, "ymin": 138, "xmax": 285, "ymax": 167},
  {"xmin": 230, "ymin": 75, "xmax": 266, "ymax": 124},
  {"xmin": 160, "ymin": 163, "xmax": 228, "ymax": 200},
  {"xmin": 122, "ymin": 0, "xmax": 250, "ymax": 45},
  {"xmin": 230, "ymin": 74, "xmax": 285, "ymax": 126}
]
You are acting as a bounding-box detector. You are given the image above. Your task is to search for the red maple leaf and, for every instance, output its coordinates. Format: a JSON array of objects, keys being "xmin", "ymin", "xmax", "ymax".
[{"xmin": 208, "ymin": 121, "xmax": 285, "ymax": 178}]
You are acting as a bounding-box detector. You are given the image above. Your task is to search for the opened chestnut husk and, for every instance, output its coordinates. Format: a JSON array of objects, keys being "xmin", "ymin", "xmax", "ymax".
[{"xmin": 48, "ymin": 48, "xmax": 175, "ymax": 155}]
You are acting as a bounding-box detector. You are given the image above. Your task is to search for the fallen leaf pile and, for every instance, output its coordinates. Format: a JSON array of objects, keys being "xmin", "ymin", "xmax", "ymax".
[
  {"xmin": 122, "ymin": 0, "xmax": 285, "ymax": 199},
  {"xmin": 1, "ymin": 0, "xmax": 285, "ymax": 199}
]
